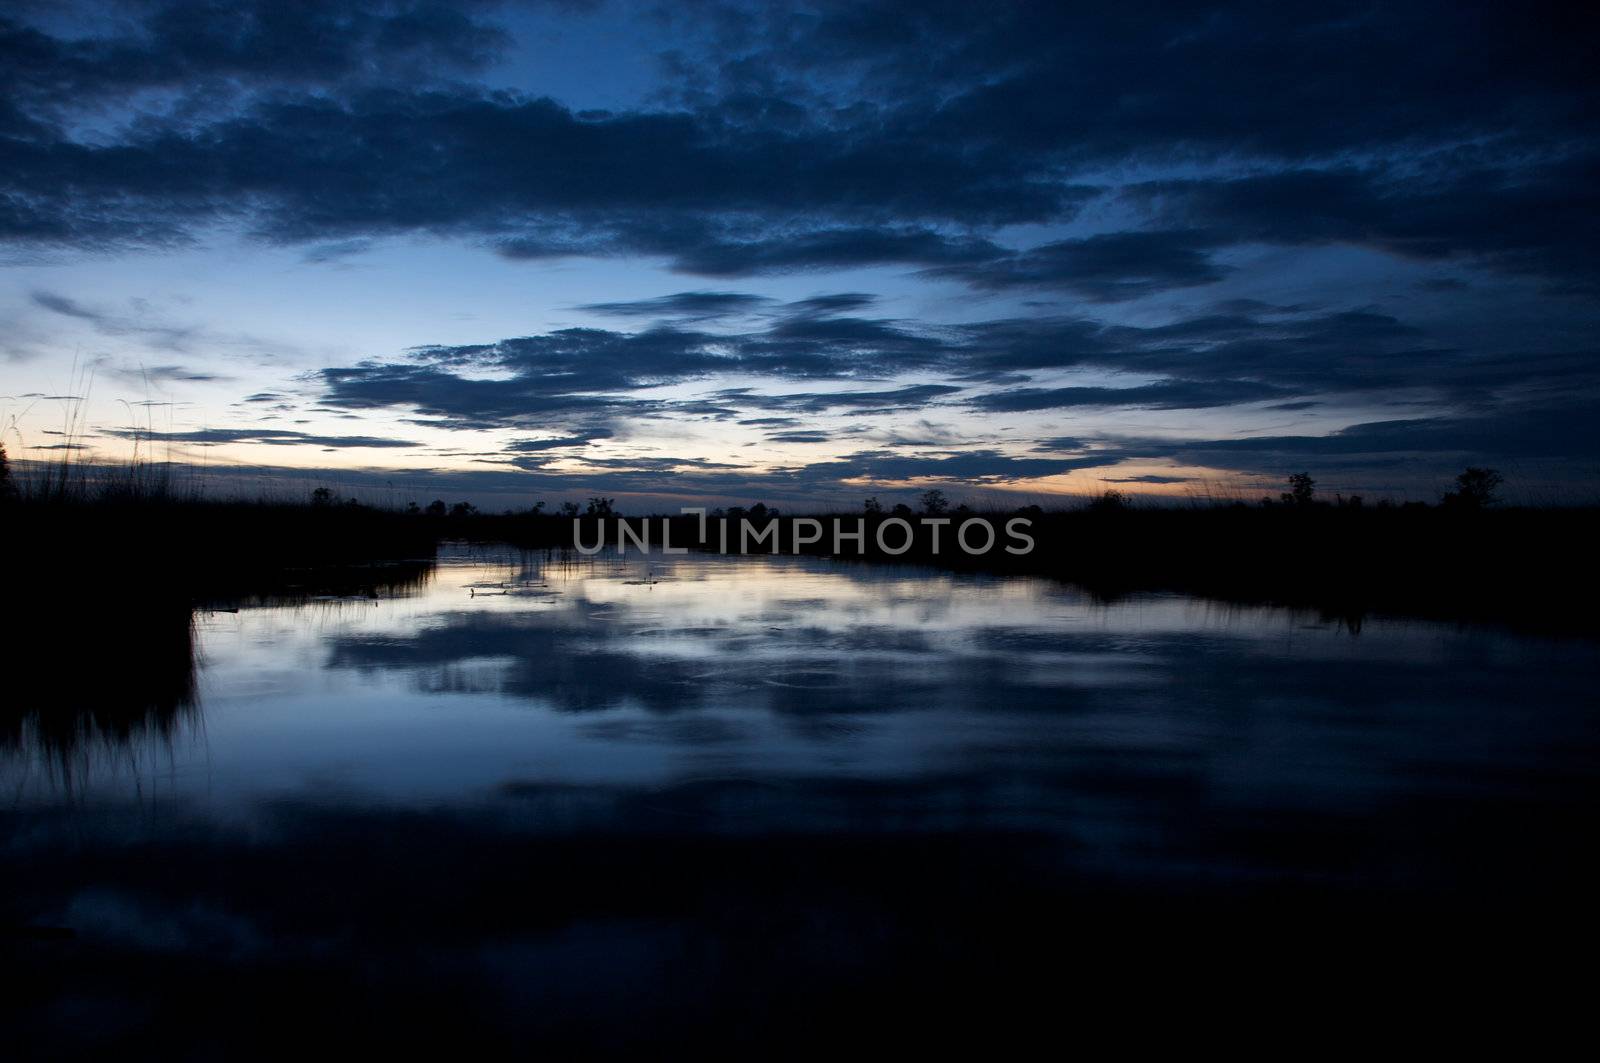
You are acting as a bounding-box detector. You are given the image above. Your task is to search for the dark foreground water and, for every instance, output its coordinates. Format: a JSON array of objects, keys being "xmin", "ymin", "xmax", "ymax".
[{"xmin": 5, "ymin": 548, "xmax": 1598, "ymax": 1053}]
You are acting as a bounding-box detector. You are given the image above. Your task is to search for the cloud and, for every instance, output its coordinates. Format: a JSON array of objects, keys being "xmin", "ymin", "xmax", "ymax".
[
  {"xmin": 304, "ymin": 299, "xmax": 1600, "ymax": 484},
  {"xmin": 27, "ymin": 288, "xmax": 291, "ymax": 366},
  {"xmin": 764, "ymin": 431, "xmax": 832, "ymax": 444},
  {"xmin": 505, "ymin": 429, "xmax": 614, "ymax": 452},
  {"xmin": 102, "ymin": 364, "xmax": 231, "ymax": 384},
  {"xmin": 3, "ymin": 1, "xmax": 1595, "ymax": 300},
  {"xmin": 720, "ymin": 384, "xmax": 963, "ymax": 415},
  {"xmin": 104, "ymin": 427, "xmax": 420, "ymax": 448},
  {"xmin": 782, "ymin": 293, "xmax": 878, "ymax": 317},
  {"xmin": 578, "ymin": 291, "xmax": 772, "ymax": 319},
  {"xmin": 2, "ymin": 1, "xmax": 508, "ymax": 112},
  {"xmin": 1, "ymin": 83, "xmax": 1078, "ymax": 256},
  {"xmin": 660, "ymin": 227, "xmax": 1009, "ymax": 276},
  {"xmin": 926, "ymin": 231, "xmax": 1230, "ymax": 301},
  {"xmin": 30, "ymin": 291, "xmax": 100, "ymax": 320},
  {"xmin": 1101, "ymin": 475, "xmax": 1191, "ymax": 484},
  {"xmin": 1130, "ymin": 161, "xmax": 1600, "ymax": 292},
  {"xmin": 970, "ymin": 379, "xmax": 1289, "ymax": 413},
  {"xmin": 1165, "ymin": 403, "xmax": 1600, "ymax": 464},
  {"xmin": 800, "ymin": 449, "xmax": 1110, "ymax": 483},
  {"xmin": 316, "ymin": 315, "xmax": 962, "ymax": 429}
]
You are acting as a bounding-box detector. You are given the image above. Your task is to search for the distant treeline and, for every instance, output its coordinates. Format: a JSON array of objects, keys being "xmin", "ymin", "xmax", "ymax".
[{"xmin": 4, "ymin": 455, "xmax": 1597, "ymax": 634}]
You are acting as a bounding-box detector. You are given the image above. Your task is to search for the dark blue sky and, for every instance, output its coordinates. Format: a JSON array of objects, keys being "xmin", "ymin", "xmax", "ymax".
[{"xmin": 3, "ymin": 1, "xmax": 1597, "ymax": 506}]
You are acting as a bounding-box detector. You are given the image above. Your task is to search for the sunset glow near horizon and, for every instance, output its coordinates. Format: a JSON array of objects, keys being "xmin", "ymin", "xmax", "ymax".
[{"xmin": 4, "ymin": 2, "xmax": 1598, "ymax": 510}]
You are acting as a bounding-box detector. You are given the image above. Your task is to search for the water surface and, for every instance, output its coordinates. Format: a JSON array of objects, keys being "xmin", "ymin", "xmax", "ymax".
[{"xmin": 6, "ymin": 548, "xmax": 1597, "ymax": 1050}]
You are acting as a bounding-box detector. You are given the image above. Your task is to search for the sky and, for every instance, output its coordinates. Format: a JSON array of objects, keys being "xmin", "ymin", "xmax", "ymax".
[{"xmin": 2, "ymin": 0, "xmax": 1598, "ymax": 509}]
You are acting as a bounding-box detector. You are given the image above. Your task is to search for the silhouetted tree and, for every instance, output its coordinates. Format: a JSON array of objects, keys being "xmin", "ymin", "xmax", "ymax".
[
  {"xmin": 0, "ymin": 442, "xmax": 13, "ymax": 500},
  {"xmin": 405, "ymin": 501, "xmax": 420, "ymax": 514},
  {"xmin": 920, "ymin": 489, "xmax": 949, "ymax": 515},
  {"xmin": 558, "ymin": 501, "xmax": 581, "ymax": 518},
  {"xmin": 311, "ymin": 486, "xmax": 334, "ymax": 506},
  {"xmin": 748, "ymin": 502, "xmax": 769, "ymax": 519},
  {"xmin": 448, "ymin": 501, "xmax": 477, "ymax": 518},
  {"xmin": 863, "ymin": 496, "xmax": 883, "ymax": 515},
  {"xmin": 425, "ymin": 499, "xmax": 448, "ymax": 517},
  {"xmin": 1442, "ymin": 467, "xmax": 1503, "ymax": 509},
  {"xmin": 1088, "ymin": 489, "xmax": 1128, "ymax": 512},
  {"xmin": 890, "ymin": 502, "xmax": 914, "ymax": 517},
  {"xmin": 586, "ymin": 497, "xmax": 615, "ymax": 517},
  {"xmin": 1282, "ymin": 472, "xmax": 1316, "ymax": 507}
]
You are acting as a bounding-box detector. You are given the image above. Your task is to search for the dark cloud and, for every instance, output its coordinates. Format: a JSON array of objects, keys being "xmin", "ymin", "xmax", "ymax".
[
  {"xmin": 503, "ymin": 452, "xmax": 747, "ymax": 474},
  {"xmin": 504, "ymin": 429, "xmax": 613, "ymax": 452},
  {"xmin": 800, "ymin": 449, "xmax": 1107, "ymax": 484},
  {"xmin": 105, "ymin": 427, "xmax": 420, "ymax": 448},
  {"xmin": 733, "ymin": 2, "xmax": 1598, "ymax": 161},
  {"xmin": 2, "ymin": 2, "xmax": 507, "ymax": 112},
  {"xmin": 1101, "ymin": 475, "xmax": 1191, "ymax": 485},
  {"xmin": 308, "ymin": 300, "xmax": 1600, "ymax": 485},
  {"xmin": 970, "ymin": 379, "xmax": 1289, "ymax": 413},
  {"xmin": 578, "ymin": 291, "xmax": 771, "ymax": 319},
  {"xmin": 317, "ymin": 316, "xmax": 962, "ymax": 429},
  {"xmin": 782, "ymin": 293, "xmax": 878, "ymax": 317},
  {"xmin": 720, "ymin": 385, "xmax": 963, "ymax": 415},
  {"xmin": 318, "ymin": 326, "xmax": 736, "ymax": 426},
  {"xmin": 3, "ymin": 0, "xmax": 1596, "ymax": 300},
  {"xmin": 1166, "ymin": 403, "xmax": 1600, "ymax": 465},
  {"xmin": 764, "ymin": 431, "xmax": 832, "ymax": 444},
  {"xmin": 322, "ymin": 362, "xmax": 636, "ymax": 427},
  {"xmin": 661, "ymin": 227, "xmax": 1009, "ymax": 276},
  {"xmin": 1, "ymin": 84, "xmax": 1075, "ymax": 255},
  {"xmin": 926, "ymin": 231, "xmax": 1229, "ymax": 302},
  {"xmin": 1130, "ymin": 159, "xmax": 1600, "ymax": 293}
]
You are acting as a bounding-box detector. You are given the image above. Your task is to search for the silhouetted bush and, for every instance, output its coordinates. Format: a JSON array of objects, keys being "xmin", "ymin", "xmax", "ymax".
[{"xmin": 1088, "ymin": 489, "xmax": 1129, "ymax": 512}]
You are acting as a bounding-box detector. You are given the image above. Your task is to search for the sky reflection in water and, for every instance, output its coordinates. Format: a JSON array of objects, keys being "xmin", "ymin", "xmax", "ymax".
[
  {"xmin": 7, "ymin": 549, "xmax": 1598, "ymax": 1049},
  {"xmin": 9, "ymin": 548, "xmax": 1595, "ymax": 859}
]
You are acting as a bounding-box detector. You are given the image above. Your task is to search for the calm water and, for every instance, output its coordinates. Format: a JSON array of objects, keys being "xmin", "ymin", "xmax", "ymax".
[{"xmin": 6, "ymin": 548, "xmax": 1598, "ymax": 1050}]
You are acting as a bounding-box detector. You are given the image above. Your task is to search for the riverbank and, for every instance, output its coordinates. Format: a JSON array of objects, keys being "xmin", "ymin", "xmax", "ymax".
[{"xmin": 5, "ymin": 496, "xmax": 1598, "ymax": 635}]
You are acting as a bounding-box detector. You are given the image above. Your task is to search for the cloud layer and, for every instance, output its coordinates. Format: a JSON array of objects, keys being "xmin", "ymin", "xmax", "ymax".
[{"xmin": 5, "ymin": 2, "xmax": 1599, "ymax": 500}]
